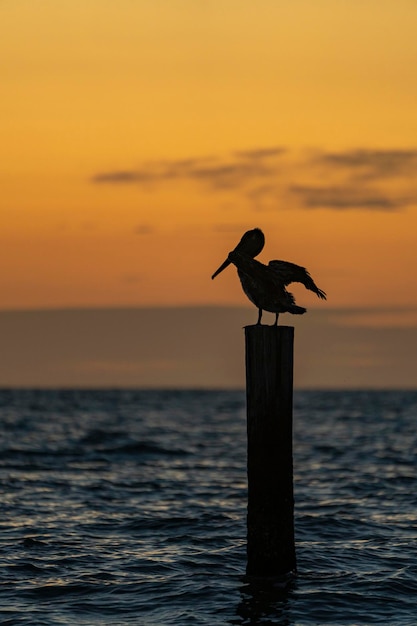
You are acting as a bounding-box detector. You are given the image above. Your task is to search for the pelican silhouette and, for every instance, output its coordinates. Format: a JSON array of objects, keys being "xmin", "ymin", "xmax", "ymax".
[{"xmin": 211, "ymin": 228, "xmax": 326, "ymax": 325}]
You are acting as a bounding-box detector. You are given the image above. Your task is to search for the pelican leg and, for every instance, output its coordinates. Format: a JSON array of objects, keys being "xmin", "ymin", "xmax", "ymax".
[
  {"xmin": 274, "ymin": 313, "xmax": 279, "ymax": 326},
  {"xmin": 256, "ymin": 308, "xmax": 263, "ymax": 325}
]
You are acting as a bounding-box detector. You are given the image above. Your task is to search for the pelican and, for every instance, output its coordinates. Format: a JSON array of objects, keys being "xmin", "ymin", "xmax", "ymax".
[{"xmin": 211, "ymin": 228, "xmax": 326, "ymax": 325}]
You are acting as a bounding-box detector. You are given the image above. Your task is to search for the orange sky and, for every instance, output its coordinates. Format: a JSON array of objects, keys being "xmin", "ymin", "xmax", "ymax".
[{"xmin": 2, "ymin": 0, "xmax": 417, "ymax": 317}]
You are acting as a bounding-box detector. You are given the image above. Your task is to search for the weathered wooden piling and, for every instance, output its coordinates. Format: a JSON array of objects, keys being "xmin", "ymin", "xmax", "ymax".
[{"xmin": 245, "ymin": 324, "xmax": 296, "ymax": 577}]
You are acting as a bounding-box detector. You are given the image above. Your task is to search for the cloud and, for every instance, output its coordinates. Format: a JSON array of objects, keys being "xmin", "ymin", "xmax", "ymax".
[
  {"xmin": 92, "ymin": 171, "xmax": 155, "ymax": 184},
  {"xmin": 333, "ymin": 309, "xmax": 417, "ymax": 328},
  {"xmin": 186, "ymin": 161, "xmax": 273, "ymax": 189},
  {"xmin": 233, "ymin": 147, "xmax": 286, "ymax": 160},
  {"xmin": 90, "ymin": 146, "xmax": 417, "ymax": 213},
  {"xmin": 290, "ymin": 184, "xmax": 408, "ymax": 211},
  {"xmin": 1, "ymin": 307, "xmax": 416, "ymax": 388},
  {"xmin": 90, "ymin": 147, "xmax": 281, "ymax": 191},
  {"xmin": 134, "ymin": 223, "xmax": 154, "ymax": 235},
  {"xmin": 318, "ymin": 149, "xmax": 417, "ymax": 180},
  {"xmin": 122, "ymin": 272, "xmax": 142, "ymax": 284}
]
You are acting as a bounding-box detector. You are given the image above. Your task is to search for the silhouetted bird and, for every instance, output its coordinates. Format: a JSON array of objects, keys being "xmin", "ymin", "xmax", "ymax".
[{"xmin": 211, "ymin": 228, "xmax": 326, "ymax": 325}]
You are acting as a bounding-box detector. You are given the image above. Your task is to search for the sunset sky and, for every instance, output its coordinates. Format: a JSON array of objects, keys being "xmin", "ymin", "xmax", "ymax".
[{"xmin": 1, "ymin": 1, "xmax": 416, "ymax": 386}]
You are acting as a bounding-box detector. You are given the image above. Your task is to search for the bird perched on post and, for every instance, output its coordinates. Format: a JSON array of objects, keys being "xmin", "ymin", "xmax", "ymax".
[{"xmin": 211, "ymin": 228, "xmax": 326, "ymax": 325}]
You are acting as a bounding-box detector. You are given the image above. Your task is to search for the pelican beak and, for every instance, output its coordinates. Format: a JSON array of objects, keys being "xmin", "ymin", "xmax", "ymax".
[{"xmin": 211, "ymin": 257, "xmax": 231, "ymax": 279}]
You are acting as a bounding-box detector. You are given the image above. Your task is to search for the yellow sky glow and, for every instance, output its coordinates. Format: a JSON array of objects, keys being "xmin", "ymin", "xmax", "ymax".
[{"xmin": 1, "ymin": 0, "xmax": 417, "ymax": 314}]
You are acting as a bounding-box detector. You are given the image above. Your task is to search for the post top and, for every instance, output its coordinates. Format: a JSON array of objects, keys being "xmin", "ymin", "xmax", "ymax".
[{"xmin": 244, "ymin": 325, "xmax": 294, "ymax": 329}]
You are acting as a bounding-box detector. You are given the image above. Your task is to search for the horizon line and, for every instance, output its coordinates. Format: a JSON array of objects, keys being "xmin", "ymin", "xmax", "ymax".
[{"xmin": 0, "ymin": 304, "xmax": 416, "ymax": 314}]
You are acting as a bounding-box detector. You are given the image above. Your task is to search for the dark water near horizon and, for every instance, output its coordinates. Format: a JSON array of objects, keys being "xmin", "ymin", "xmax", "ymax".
[{"xmin": 1, "ymin": 389, "xmax": 416, "ymax": 625}]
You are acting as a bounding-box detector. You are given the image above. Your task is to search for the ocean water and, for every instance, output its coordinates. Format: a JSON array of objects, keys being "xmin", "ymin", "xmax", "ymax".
[{"xmin": 1, "ymin": 389, "xmax": 416, "ymax": 626}]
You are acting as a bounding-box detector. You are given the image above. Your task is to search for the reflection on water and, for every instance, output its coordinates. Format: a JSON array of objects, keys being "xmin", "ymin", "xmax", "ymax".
[{"xmin": 233, "ymin": 575, "xmax": 295, "ymax": 625}]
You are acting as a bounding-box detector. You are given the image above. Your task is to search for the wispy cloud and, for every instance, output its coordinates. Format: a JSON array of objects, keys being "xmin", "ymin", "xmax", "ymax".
[
  {"xmin": 90, "ymin": 147, "xmax": 282, "ymax": 191},
  {"xmin": 134, "ymin": 223, "xmax": 154, "ymax": 235},
  {"xmin": 91, "ymin": 146, "xmax": 417, "ymax": 212},
  {"xmin": 92, "ymin": 171, "xmax": 155, "ymax": 184},
  {"xmin": 318, "ymin": 149, "xmax": 417, "ymax": 180},
  {"xmin": 186, "ymin": 161, "xmax": 273, "ymax": 189},
  {"xmin": 290, "ymin": 184, "xmax": 408, "ymax": 211},
  {"xmin": 233, "ymin": 147, "xmax": 286, "ymax": 160}
]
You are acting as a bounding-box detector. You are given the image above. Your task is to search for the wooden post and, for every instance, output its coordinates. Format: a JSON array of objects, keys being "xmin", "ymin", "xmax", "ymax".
[{"xmin": 245, "ymin": 324, "xmax": 296, "ymax": 577}]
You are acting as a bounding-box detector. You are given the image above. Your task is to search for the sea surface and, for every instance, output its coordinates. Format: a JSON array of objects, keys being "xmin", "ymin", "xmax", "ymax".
[{"xmin": 0, "ymin": 389, "xmax": 416, "ymax": 625}]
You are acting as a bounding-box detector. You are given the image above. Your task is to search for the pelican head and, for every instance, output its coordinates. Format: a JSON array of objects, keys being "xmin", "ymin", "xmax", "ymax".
[{"xmin": 211, "ymin": 228, "xmax": 265, "ymax": 279}]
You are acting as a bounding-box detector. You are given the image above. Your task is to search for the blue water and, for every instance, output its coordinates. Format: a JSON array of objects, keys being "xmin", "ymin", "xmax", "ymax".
[{"xmin": 1, "ymin": 389, "xmax": 416, "ymax": 625}]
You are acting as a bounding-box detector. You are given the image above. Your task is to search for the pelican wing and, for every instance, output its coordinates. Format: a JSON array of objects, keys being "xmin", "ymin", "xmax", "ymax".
[{"xmin": 268, "ymin": 260, "xmax": 327, "ymax": 300}]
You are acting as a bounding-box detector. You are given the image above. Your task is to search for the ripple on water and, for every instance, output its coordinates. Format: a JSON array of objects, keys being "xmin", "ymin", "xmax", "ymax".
[{"xmin": 0, "ymin": 389, "xmax": 416, "ymax": 625}]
